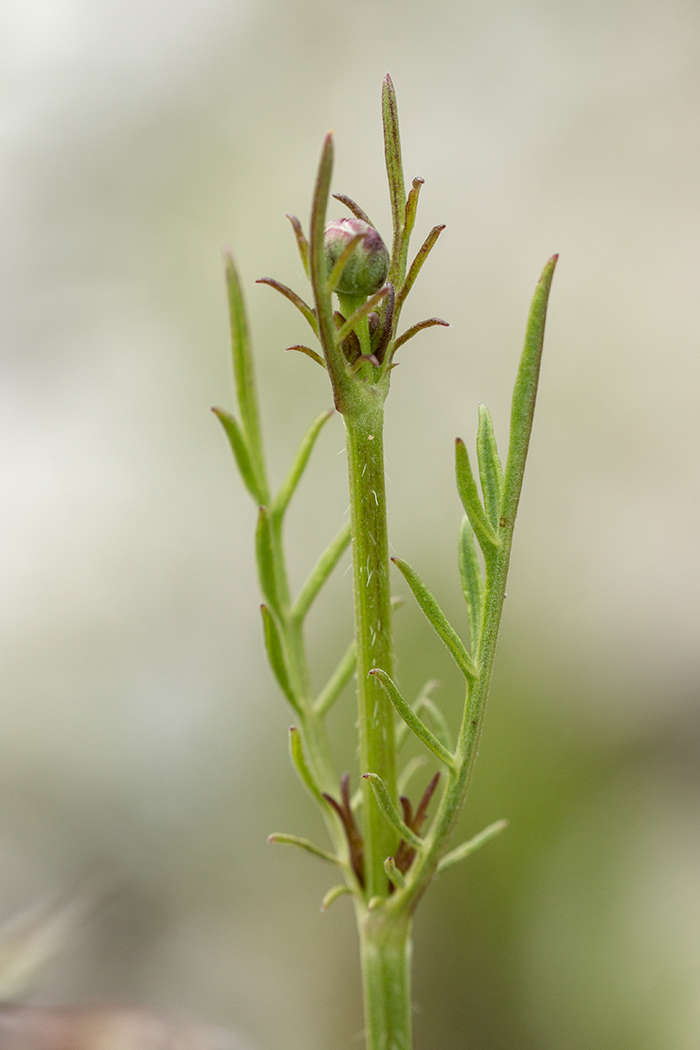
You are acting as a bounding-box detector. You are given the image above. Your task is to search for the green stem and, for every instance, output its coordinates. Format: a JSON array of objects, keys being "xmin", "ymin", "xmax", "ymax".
[
  {"xmin": 358, "ymin": 907, "xmax": 413, "ymax": 1050},
  {"xmin": 345, "ymin": 405, "xmax": 396, "ymax": 900}
]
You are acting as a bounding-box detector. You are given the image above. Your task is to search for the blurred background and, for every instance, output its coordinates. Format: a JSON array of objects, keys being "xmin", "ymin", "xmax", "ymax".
[{"xmin": 1, "ymin": 0, "xmax": 700, "ymax": 1047}]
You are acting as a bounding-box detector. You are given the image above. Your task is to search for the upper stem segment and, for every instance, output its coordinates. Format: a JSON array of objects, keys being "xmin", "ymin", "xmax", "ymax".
[{"xmin": 345, "ymin": 407, "xmax": 397, "ymax": 899}]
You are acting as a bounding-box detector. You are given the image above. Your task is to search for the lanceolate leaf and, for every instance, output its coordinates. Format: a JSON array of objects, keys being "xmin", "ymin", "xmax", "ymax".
[
  {"xmin": 272, "ymin": 410, "xmax": 334, "ymax": 520},
  {"xmin": 382, "ymin": 73, "xmax": 407, "ymax": 283},
  {"xmin": 321, "ymin": 884, "xmax": 352, "ymax": 911},
  {"xmin": 458, "ymin": 517, "xmax": 484, "ymax": 653},
  {"xmin": 502, "ymin": 254, "xmax": 558, "ymax": 524},
  {"xmin": 314, "ymin": 639, "xmax": 356, "ymax": 716},
  {"xmin": 362, "ymin": 773, "xmax": 423, "ymax": 849},
  {"xmin": 476, "ymin": 404, "xmax": 504, "ymax": 530},
  {"xmin": 455, "ymin": 438, "xmax": 500, "ymax": 555},
  {"xmin": 223, "ymin": 249, "xmax": 268, "ymax": 501},
  {"xmin": 211, "ymin": 407, "xmax": 262, "ymax": 504},
  {"xmin": 292, "ymin": 521, "xmax": 352, "ymax": 623},
  {"xmin": 289, "ymin": 727, "xmax": 323, "ymax": 801},
  {"xmin": 391, "ymin": 557, "xmax": 478, "ymax": 681},
  {"xmin": 260, "ymin": 605, "xmax": 299, "ymax": 713},
  {"xmin": 267, "ymin": 833, "xmax": 338, "ymax": 864},
  {"xmin": 255, "ymin": 506, "xmax": 281, "ymax": 616},
  {"xmin": 369, "ymin": 669, "xmax": 456, "ymax": 770},
  {"xmin": 436, "ymin": 819, "xmax": 509, "ymax": 873}
]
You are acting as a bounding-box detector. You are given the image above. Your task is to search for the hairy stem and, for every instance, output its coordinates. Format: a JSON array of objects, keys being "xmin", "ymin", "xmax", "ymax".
[{"xmin": 345, "ymin": 405, "xmax": 396, "ymax": 900}]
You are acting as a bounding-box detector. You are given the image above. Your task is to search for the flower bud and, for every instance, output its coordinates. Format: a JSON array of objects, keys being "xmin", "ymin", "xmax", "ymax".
[{"xmin": 323, "ymin": 217, "xmax": 389, "ymax": 297}]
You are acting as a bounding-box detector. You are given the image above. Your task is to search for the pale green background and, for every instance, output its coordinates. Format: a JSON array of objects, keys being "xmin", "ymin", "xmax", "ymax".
[{"xmin": 1, "ymin": 1, "xmax": 700, "ymax": 1048}]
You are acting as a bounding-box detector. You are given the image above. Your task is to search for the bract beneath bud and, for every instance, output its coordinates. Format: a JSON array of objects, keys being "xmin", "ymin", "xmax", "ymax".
[{"xmin": 324, "ymin": 217, "xmax": 389, "ymax": 297}]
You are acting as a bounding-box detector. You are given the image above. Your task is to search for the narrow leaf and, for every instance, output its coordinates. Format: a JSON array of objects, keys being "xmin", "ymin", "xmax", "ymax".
[
  {"xmin": 382, "ymin": 73, "xmax": 407, "ymax": 278},
  {"xmin": 314, "ymin": 639, "xmax": 356, "ymax": 716},
  {"xmin": 393, "ymin": 317, "xmax": 449, "ymax": 352},
  {"xmin": 362, "ymin": 773, "xmax": 423, "ymax": 849},
  {"xmin": 320, "ymin": 884, "xmax": 352, "ymax": 911},
  {"xmin": 256, "ymin": 278, "xmax": 318, "ymax": 334},
  {"xmin": 384, "ymin": 856, "xmax": 406, "ymax": 889},
  {"xmin": 502, "ymin": 255, "xmax": 558, "ymax": 524},
  {"xmin": 476, "ymin": 404, "xmax": 504, "ymax": 530},
  {"xmin": 255, "ymin": 506, "xmax": 281, "ymax": 615},
  {"xmin": 437, "ymin": 819, "xmax": 509, "ymax": 873},
  {"xmin": 292, "ymin": 521, "xmax": 352, "ymax": 623},
  {"xmin": 289, "ymin": 726, "xmax": 323, "ymax": 801},
  {"xmin": 369, "ymin": 669, "xmax": 456, "ymax": 770},
  {"xmin": 211, "ymin": 407, "xmax": 262, "ymax": 503},
  {"xmin": 284, "ymin": 344, "xmax": 326, "ymax": 369},
  {"xmin": 267, "ymin": 833, "xmax": 337, "ymax": 864},
  {"xmin": 396, "ymin": 224, "xmax": 445, "ymax": 311},
  {"xmin": 458, "ymin": 517, "xmax": 484, "ymax": 653},
  {"xmin": 260, "ymin": 605, "xmax": 300, "ymax": 713},
  {"xmin": 272, "ymin": 409, "xmax": 334, "ymax": 520},
  {"xmin": 455, "ymin": 438, "xmax": 500, "ymax": 555},
  {"xmin": 391, "ymin": 556, "xmax": 478, "ymax": 682},
  {"xmin": 286, "ymin": 214, "xmax": 309, "ymax": 276},
  {"xmin": 223, "ymin": 248, "xmax": 268, "ymax": 501},
  {"xmin": 332, "ymin": 193, "xmax": 374, "ymax": 226}
]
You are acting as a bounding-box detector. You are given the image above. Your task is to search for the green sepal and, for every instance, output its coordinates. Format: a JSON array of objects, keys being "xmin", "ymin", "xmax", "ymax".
[
  {"xmin": 502, "ymin": 255, "xmax": 558, "ymax": 524},
  {"xmin": 272, "ymin": 409, "xmax": 334, "ymax": 521},
  {"xmin": 384, "ymin": 855, "xmax": 406, "ymax": 890},
  {"xmin": 455, "ymin": 438, "xmax": 500, "ymax": 555},
  {"xmin": 391, "ymin": 556, "xmax": 478, "ymax": 682},
  {"xmin": 362, "ymin": 773, "xmax": 423, "ymax": 849},
  {"xmin": 369, "ymin": 669, "xmax": 456, "ymax": 770},
  {"xmin": 260, "ymin": 605, "xmax": 299, "ymax": 713},
  {"xmin": 289, "ymin": 727, "xmax": 323, "ymax": 802},
  {"xmin": 292, "ymin": 521, "xmax": 352, "ymax": 623},
  {"xmin": 212, "ymin": 407, "xmax": 263, "ymax": 504},
  {"xmin": 320, "ymin": 884, "xmax": 352, "ymax": 911},
  {"xmin": 334, "ymin": 286, "xmax": 390, "ymax": 347},
  {"xmin": 267, "ymin": 832, "xmax": 337, "ymax": 864},
  {"xmin": 436, "ymin": 819, "xmax": 509, "ymax": 873},
  {"xmin": 255, "ymin": 506, "xmax": 281, "ymax": 616},
  {"xmin": 458, "ymin": 517, "xmax": 484, "ymax": 653},
  {"xmin": 476, "ymin": 404, "xmax": 504, "ymax": 529},
  {"xmin": 314, "ymin": 639, "xmax": 356, "ymax": 716}
]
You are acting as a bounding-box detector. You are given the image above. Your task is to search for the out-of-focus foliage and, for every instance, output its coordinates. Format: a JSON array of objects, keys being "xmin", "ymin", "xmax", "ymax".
[{"xmin": 1, "ymin": 1, "xmax": 700, "ymax": 1049}]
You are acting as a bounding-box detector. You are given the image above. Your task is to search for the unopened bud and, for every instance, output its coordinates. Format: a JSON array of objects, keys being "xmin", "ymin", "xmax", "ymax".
[{"xmin": 323, "ymin": 218, "xmax": 389, "ymax": 297}]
